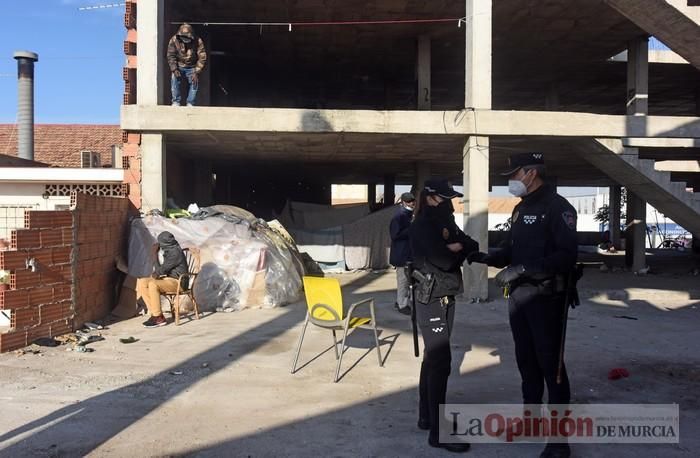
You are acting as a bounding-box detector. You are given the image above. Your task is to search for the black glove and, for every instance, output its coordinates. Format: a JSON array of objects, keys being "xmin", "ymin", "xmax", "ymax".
[
  {"xmin": 495, "ymin": 264, "xmax": 526, "ymax": 287},
  {"xmin": 467, "ymin": 251, "xmax": 491, "ymax": 265}
]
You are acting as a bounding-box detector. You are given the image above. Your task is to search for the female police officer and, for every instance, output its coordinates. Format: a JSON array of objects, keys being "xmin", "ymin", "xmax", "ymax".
[{"xmin": 409, "ymin": 178, "xmax": 479, "ymax": 453}]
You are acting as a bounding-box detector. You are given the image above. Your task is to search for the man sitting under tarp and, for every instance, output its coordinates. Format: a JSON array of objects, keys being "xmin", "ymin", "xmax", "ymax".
[{"xmin": 136, "ymin": 232, "xmax": 188, "ymax": 328}]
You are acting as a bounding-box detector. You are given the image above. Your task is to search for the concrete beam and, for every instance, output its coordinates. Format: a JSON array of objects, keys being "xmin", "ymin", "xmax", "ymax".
[
  {"xmin": 623, "ymin": 137, "xmax": 700, "ymax": 148},
  {"xmin": 605, "ymin": 0, "xmax": 700, "ymax": 71},
  {"xmin": 655, "ymin": 160, "xmax": 700, "ymax": 173},
  {"xmin": 121, "ymin": 106, "xmax": 700, "ymax": 139}
]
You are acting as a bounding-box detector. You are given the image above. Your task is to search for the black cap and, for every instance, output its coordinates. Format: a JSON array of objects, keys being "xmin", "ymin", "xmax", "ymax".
[
  {"xmin": 400, "ymin": 192, "xmax": 415, "ymax": 203},
  {"xmin": 424, "ymin": 178, "xmax": 463, "ymax": 199},
  {"xmin": 501, "ymin": 153, "xmax": 545, "ymax": 176}
]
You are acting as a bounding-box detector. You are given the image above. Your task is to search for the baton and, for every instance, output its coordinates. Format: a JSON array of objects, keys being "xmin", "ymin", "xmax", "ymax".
[
  {"xmin": 406, "ymin": 262, "xmax": 419, "ymax": 357},
  {"xmin": 556, "ymin": 272, "xmax": 573, "ymax": 384}
]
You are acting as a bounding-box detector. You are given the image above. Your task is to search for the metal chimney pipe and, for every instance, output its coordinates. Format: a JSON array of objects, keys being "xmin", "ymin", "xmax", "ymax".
[{"xmin": 13, "ymin": 51, "xmax": 39, "ymax": 161}]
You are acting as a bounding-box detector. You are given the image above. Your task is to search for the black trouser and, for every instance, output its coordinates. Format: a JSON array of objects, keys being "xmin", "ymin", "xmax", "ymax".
[
  {"xmin": 417, "ymin": 296, "xmax": 455, "ymax": 443},
  {"xmin": 508, "ymin": 286, "xmax": 570, "ymax": 405}
]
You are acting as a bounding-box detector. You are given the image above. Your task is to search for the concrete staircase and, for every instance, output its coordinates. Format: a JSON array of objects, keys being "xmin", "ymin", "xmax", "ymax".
[
  {"xmin": 574, "ymin": 138, "xmax": 700, "ymax": 236},
  {"xmin": 605, "ymin": 0, "xmax": 700, "ymax": 70}
]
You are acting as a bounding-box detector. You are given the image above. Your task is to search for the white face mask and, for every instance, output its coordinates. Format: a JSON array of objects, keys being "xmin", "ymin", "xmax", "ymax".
[{"xmin": 508, "ymin": 179, "xmax": 528, "ymax": 197}]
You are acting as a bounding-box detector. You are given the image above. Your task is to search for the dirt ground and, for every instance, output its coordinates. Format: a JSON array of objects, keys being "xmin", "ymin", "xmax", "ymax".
[{"xmin": 0, "ymin": 259, "xmax": 698, "ymax": 457}]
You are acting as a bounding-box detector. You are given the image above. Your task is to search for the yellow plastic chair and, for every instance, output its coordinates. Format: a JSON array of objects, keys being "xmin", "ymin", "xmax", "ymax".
[{"xmin": 291, "ymin": 276, "xmax": 383, "ymax": 382}]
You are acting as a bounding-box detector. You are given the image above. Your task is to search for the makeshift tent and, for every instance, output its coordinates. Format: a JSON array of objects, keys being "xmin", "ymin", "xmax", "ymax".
[
  {"xmin": 275, "ymin": 200, "xmax": 394, "ymax": 271},
  {"xmin": 128, "ymin": 206, "xmax": 303, "ymax": 311}
]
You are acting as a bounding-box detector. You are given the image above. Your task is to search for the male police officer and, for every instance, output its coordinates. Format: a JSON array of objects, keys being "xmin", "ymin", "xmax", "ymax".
[
  {"xmin": 469, "ymin": 153, "xmax": 577, "ymax": 458},
  {"xmin": 389, "ymin": 192, "xmax": 416, "ymax": 315}
]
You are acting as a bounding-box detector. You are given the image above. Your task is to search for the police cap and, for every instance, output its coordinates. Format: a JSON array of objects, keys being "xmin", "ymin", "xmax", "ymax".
[{"xmin": 501, "ymin": 153, "xmax": 545, "ymax": 176}]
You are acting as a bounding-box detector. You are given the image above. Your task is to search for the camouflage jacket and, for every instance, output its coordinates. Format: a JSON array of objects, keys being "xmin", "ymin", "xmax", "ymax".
[{"xmin": 167, "ymin": 24, "xmax": 207, "ymax": 73}]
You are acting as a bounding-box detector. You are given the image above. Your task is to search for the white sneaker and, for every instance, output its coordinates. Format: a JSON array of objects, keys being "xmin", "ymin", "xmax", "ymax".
[
  {"xmin": 172, "ymin": 102, "xmax": 180, "ymax": 107},
  {"xmin": 186, "ymin": 103, "xmax": 194, "ymax": 107}
]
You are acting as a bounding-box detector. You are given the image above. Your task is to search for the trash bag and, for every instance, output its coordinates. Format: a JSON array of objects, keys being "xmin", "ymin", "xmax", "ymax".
[{"xmin": 193, "ymin": 263, "xmax": 241, "ymax": 312}]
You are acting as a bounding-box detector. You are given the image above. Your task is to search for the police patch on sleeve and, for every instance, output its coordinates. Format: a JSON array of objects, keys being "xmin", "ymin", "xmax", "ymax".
[
  {"xmin": 562, "ymin": 210, "xmax": 577, "ymax": 230},
  {"xmin": 442, "ymin": 228, "xmax": 450, "ymax": 240}
]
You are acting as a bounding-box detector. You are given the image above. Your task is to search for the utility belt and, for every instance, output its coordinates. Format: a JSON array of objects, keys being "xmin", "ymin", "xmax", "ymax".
[
  {"xmin": 510, "ymin": 275, "xmax": 565, "ymax": 297},
  {"xmin": 510, "ymin": 264, "xmax": 584, "ymax": 308},
  {"xmin": 408, "ymin": 269, "xmax": 460, "ymax": 304}
]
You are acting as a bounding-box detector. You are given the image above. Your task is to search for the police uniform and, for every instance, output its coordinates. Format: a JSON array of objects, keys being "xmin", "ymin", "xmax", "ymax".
[
  {"xmin": 471, "ymin": 154, "xmax": 577, "ymax": 458},
  {"xmin": 409, "ymin": 179, "xmax": 478, "ymax": 452}
]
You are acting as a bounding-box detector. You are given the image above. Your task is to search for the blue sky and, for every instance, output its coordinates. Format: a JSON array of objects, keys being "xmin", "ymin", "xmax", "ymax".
[{"xmin": 0, "ymin": 1, "xmax": 123, "ymax": 124}]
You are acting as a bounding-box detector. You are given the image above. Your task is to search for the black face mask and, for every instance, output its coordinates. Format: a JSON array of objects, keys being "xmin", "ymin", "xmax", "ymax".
[{"xmin": 426, "ymin": 198, "xmax": 454, "ymax": 219}]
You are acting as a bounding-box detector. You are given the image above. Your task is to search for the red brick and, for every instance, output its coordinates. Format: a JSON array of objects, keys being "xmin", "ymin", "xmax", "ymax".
[
  {"xmin": 0, "ymin": 250, "xmax": 27, "ymax": 270},
  {"xmin": 62, "ymin": 228, "xmax": 74, "ymax": 244},
  {"xmin": 126, "ymin": 132, "xmax": 141, "ymax": 144},
  {"xmin": 12, "ymin": 307, "xmax": 39, "ymax": 329},
  {"xmin": 50, "ymin": 319, "xmax": 73, "ymax": 337},
  {"xmin": 9, "ymin": 269, "xmax": 40, "ymax": 289},
  {"xmin": 0, "ymin": 290, "xmax": 29, "ymax": 310},
  {"xmin": 26, "ymin": 324, "xmax": 51, "ymax": 345},
  {"xmin": 28, "ymin": 287, "xmax": 54, "ymax": 306},
  {"xmin": 40, "ymin": 301, "xmax": 72, "ymax": 324},
  {"xmin": 11, "ymin": 229, "xmax": 40, "ymax": 249},
  {"xmin": 0, "ymin": 330, "xmax": 28, "ymax": 353},
  {"xmin": 53, "ymin": 284, "xmax": 72, "ymax": 302},
  {"xmin": 122, "ymin": 143, "xmax": 139, "ymax": 156},
  {"xmin": 52, "ymin": 247, "xmax": 72, "ymax": 265},
  {"xmin": 40, "ymin": 265, "xmax": 72, "ymax": 285},
  {"xmin": 40, "ymin": 229, "xmax": 65, "ymax": 248},
  {"xmin": 26, "ymin": 211, "xmax": 73, "ymax": 229}
]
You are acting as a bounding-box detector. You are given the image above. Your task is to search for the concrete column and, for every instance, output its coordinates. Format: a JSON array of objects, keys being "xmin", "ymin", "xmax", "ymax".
[
  {"xmin": 414, "ymin": 162, "xmax": 431, "ymax": 195},
  {"xmin": 626, "ymin": 38, "xmax": 648, "ymax": 271},
  {"xmin": 141, "ymin": 133, "xmax": 166, "ymax": 211},
  {"xmin": 626, "ymin": 192, "xmax": 647, "ymax": 271},
  {"xmin": 463, "ymin": 0, "xmax": 492, "ymax": 301},
  {"xmin": 383, "ymin": 174, "xmax": 396, "ymax": 206},
  {"xmin": 417, "ymin": 35, "xmax": 431, "ymax": 110},
  {"xmin": 463, "ymin": 137, "xmax": 490, "ymax": 300},
  {"xmin": 368, "ymin": 182, "xmax": 377, "ymax": 206},
  {"xmin": 627, "ymin": 37, "xmax": 649, "ymax": 116},
  {"xmin": 137, "ymin": 0, "xmax": 165, "ymax": 105},
  {"xmin": 609, "ymin": 185, "xmax": 622, "ymax": 248}
]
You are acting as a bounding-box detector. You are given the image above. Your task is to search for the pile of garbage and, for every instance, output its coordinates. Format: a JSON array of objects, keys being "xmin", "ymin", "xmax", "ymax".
[{"xmin": 128, "ymin": 205, "xmax": 304, "ymax": 312}]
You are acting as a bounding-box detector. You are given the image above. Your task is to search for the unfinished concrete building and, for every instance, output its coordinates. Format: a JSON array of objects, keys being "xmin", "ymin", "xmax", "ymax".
[{"xmin": 120, "ymin": 0, "xmax": 700, "ymax": 299}]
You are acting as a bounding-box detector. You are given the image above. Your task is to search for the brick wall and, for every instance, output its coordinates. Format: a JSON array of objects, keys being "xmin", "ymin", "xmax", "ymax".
[
  {"xmin": 0, "ymin": 193, "xmax": 130, "ymax": 352},
  {"xmin": 123, "ymin": 0, "xmax": 142, "ymax": 210},
  {"xmin": 73, "ymin": 193, "xmax": 130, "ymax": 328},
  {"xmin": 0, "ymin": 212, "xmax": 74, "ymax": 352}
]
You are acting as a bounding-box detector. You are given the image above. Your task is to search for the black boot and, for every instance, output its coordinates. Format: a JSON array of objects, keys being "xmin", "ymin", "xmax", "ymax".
[
  {"xmin": 428, "ymin": 437, "xmax": 471, "ymax": 453},
  {"xmin": 540, "ymin": 443, "xmax": 570, "ymax": 458}
]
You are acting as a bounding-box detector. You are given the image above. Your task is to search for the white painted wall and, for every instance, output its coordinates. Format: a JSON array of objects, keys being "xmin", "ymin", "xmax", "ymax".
[{"xmin": 0, "ymin": 183, "xmax": 71, "ymax": 240}]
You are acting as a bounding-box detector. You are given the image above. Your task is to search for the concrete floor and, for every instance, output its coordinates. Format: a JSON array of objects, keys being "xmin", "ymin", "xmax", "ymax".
[{"xmin": 0, "ymin": 267, "xmax": 698, "ymax": 457}]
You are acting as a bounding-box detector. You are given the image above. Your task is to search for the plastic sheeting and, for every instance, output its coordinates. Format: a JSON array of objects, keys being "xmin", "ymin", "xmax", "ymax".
[
  {"xmin": 128, "ymin": 207, "xmax": 303, "ymax": 311},
  {"xmin": 343, "ymin": 205, "xmax": 394, "ymax": 270}
]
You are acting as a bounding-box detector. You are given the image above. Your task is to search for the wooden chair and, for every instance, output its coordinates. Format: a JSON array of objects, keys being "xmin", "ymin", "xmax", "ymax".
[{"xmin": 162, "ymin": 247, "xmax": 201, "ymax": 325}]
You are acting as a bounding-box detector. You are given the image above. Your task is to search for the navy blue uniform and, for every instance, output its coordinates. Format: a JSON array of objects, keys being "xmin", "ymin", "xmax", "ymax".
[
  {"xmin": 489, "ymin": 184, "xmax": 578, "ymax": 405},
  {"xmin": 409, "ymin": 203, "xmax": 478, "ymax": 443}
]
